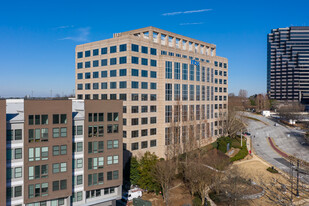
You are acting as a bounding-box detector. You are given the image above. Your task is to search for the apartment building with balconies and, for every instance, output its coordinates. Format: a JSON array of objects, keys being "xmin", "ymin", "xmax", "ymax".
[{"xmin": 2, "ymin": 99, "xmax": 122, "ymax": 206}]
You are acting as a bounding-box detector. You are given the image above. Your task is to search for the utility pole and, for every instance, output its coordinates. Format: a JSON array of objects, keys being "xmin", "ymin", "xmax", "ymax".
[
  {"xmin": 240, "ymin": 129, "xmax": 243, "ymax": 147},
  {"xmin": 296, "ymin": 159, "xmax": 300, "ymax": 197}
]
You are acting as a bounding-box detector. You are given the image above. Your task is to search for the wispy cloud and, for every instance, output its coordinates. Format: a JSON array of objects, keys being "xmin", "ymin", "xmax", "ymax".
[
  {"xmin": 59, "ymin": 27, "xmax": 90, "ymax": 42},
  {"xmin": 54, "ymin": 25, "xmax": 74, "ymax": 30},
  {"xmin": 180, "ymin": 22, "xmax": 204, "ymax": 26},
  {"xmin": 162, "ymin": 9, "xmax": 212, "ymax": 16}
]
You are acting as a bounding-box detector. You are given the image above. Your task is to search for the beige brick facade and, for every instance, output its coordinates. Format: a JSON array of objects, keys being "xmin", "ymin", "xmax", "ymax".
[{"xmin": 75, "ymin": 26, "xmax": 228, "ymax": 158}]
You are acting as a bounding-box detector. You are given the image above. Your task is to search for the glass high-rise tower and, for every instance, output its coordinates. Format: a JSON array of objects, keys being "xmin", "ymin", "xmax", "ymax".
[{"xmin": 267, "ymin": 26, "xmax": 309, "ymax": 102}]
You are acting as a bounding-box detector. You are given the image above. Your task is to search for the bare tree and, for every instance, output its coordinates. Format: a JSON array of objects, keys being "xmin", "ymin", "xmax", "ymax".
[
  {"xmin": 277, "ymin": 102, "xmax": 304, "ymax": 123},
  {"xmin": 238, "ymin": 89, "xmax": 248, "ymax": 98},
  {"xmin": 152, "ymin": 159, "xmax": 176, "ymax": 206}
]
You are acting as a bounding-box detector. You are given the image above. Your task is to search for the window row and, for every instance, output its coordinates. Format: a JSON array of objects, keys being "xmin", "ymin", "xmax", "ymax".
[
  {"xmin": 89, "ymin": 112, "xmax": 119, "ymax": 122},
  {"xmin": 77, "ymin": 45, "xmax": 127, "ymax": 58},
  {"xmin": 29, "ymin": 114, "xmax": 67, "ymax": 125},
  {"xmin": 165, "ymin": 124, "xmax": 210, "ymax": 145},
  {"xmin": 165, "ymin": 61, "xmax": 222, "ymax": 83},
  {"xmin": 77, "ymin": 44, "xmax": 157, "ymax": 58},
  {"xmin": 28, "ymin": 183, "xmax": 48, "ymax": 198},
  {"xmin": 28, "ymin": 127, "xmax": 67, "ymax": 142},
  {"xmin": 165, "ymin": 104, "xmax": 218, "ymax": 123},
  {"xmin": 77, "ymin": 93, "xmax": 157, "ymax": 101},
  {"xmin": 7, "ymin": 148, "xmax": 22, "ymax": 160},
  {"xmin": 7, "ymin": 185, "xmax": 22, "ymax": 198},
  {"xmin": 130, "ymin": 117, "xmax": 157, "ymax": 126},
  {"xmin": 165, "ymin": 84, "xmax": 227, "ymax": 102},
  {"xmin": 85, "ymin": 187, "xmax": 115, "ymax": 200},
  {"xmin": 29, "ymin": 165, "xmax": 48, "ymax": 180},
  {"xmin": 130, "ymin": 105, "xmax": 157, "ymax": 113},
  {"xmin": 6, "ymin": 129, "xmax": 22, "ymax": 141},
  {"xmin": 77, "ymin": 81, "xmax": 157, "ymax": 90},
  {"xmin": 77, "ymin": 57, "xmax": 157, "ymax": 69},
  {"xmin": 77, "ymin": 69, "xmax": 157, "ymax": 79},
  {"xmin": 6, "ymin": 167, "xmax": 22, "ymax": 179},
  {"xmin": 126, "ymin": 128, "xmax": 157, "ymax": 138},
  {"xmin": 131, "ymin": 140, "xmax": 157, "ymax": 150},
  {"xmin": 29, "ymin": 147, "xmax": 48, "ymax": 161}
]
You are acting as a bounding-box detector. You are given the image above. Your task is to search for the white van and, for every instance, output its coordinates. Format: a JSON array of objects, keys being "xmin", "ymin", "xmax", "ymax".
[{"xmin": 128, "ymin": 188, "xmax": 142, "ymax": 201}]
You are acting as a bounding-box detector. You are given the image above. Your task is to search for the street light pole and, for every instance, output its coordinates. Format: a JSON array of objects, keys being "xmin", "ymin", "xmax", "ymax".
[
  {"xmin": 241, "ymin": 129, "xmax": 242, "ymax": 147},
  {"xmin": 297, "ymin": 160, "xmax": 300, "ymax": 197}
]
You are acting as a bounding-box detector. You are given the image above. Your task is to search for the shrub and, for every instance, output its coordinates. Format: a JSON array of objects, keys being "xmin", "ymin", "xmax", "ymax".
[
  {"xmin": 192, "ymin": 196, "xmax": 202, "ymax": 206},
  {"xmin": 267, "ymin": 166, "xmax": 279, "ymax": 173},
  {"xmin": 230, "ymin": 144, "xmax": 248, "ymax": 162}
]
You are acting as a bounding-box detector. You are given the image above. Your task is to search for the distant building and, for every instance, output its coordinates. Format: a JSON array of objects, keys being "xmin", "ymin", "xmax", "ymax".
[
  {"xmin": 1, "ymin": 99, "xmax": 123, "ymax": 206},
  {"xmin": 75, "ymin": 26, "xmax": 229, "ymax": 157},
  {"xmin": 267, "ymin": 26, "xmax": 309, "ymax": 103}
]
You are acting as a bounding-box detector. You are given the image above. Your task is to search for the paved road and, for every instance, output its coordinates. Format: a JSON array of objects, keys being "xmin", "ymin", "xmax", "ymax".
[{"xmin": 243, "ymin": 112, "xmax": 309, "ymax": 183}]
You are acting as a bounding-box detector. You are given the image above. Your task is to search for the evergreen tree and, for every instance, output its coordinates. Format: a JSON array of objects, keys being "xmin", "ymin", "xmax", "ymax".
[
  {"xmin": 130, "ymin": 156, "xmax": 140, "ymax": 185},
  {"xmin": 138, "ymin": 152, "xmax": 160, "ymax": 192}
]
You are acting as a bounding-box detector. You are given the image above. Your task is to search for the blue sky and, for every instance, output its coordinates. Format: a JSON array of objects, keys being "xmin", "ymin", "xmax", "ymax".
[{"xmin": 1, "ymin": 0, "xmax": 309, "ymax": 97}]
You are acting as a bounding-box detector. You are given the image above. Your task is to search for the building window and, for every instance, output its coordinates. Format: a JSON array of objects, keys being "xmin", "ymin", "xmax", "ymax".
[
  {"xmin": 132, "ymin": 56, "xmax": 139, "ymax": 64},
  {"xmin": 150, "ymin": 71, "xmax": 157, "ymax": 78},
  {"xmin": 182, "ymin": 63, "xmax": 188, "ymax": 80},
  {"xmin": 119, "ymin": 56, "xmax": 127, "ymax": 64},
  {"xmin": 165, "ymin": 83, "xmax": 172, "ymax": 101},
  {"xmin": 150, "ymin": 48, "xmax": 157, "ymax": 55},
  {"xmin": 190, "ymin": 85, "xmax": 194, "ymax": 101},
  {"xmin": 110, "ymin": 82, "xmax": 117, "ymax": 89},
  {"xmin": 131, "ymin": 130, "xmax": 139, "ymax": 138},
  {"xmin": 165, "ymin": 105, "xmax": 172, "ymax": 123},
  {"xmin": 110, "ymin": 46, "xmax": 117, "ymax": 53},
  {"xmin": 77, "ymin": 62, "xmax": 83, "ymax": 69},
  {"xmin": 132, "ymin": 81, "xmax": 139, "ymax": 89},
  {"xmin": 131, "ymin": 44, "xmax": 139, "ymax": 52},
  {"xmin": 131, "ymin": 93, "xmax": 138, "ymax": 101},
  {"xmin": 93, "ymin": 60, "xmax": 99, "ymax": 67},
  {"xmin": 150, "ymin": 128, "xmax": 156, "ymax": 135},
  {"xmin": 150, "ymin": 83, "xmax": 157, "ymax": 90},
  {"xmin": 131, "ymin": 143, "xmax": 139, "ymax": 150},
  {"xmin": 141, "ymin": 141, "xmax": 148, "ymax": 149},
  {"xmin": 132, "ymin": 68, "xmax": 139, "ymax": 76},
  {"xmin": 150, "ymin": 59, "xmax": 157, "ymax": 67},
  {"xmin": 77, "ymin": 52, "xmax": 83, "ymax": 58},
  {"xmin": 141, "ymin": 82, "xmax": 148, "ymax": 89},
  {"xmin": 150, "ymin": 140, "xmax": 157, "ymax": 147},
  {"xmin": 131, "ymin": 118, "xmax": 139, "ymax": 126},
  {"xmin": 110, "ymin": 58, "xmax": 117, "ymax": 65},
  {"xmin": 174, "ymin": 62, "xmax": 180, "ymax": 79},
  {"xmin": 190, "ymin": 64, "xmax": 194, "ymax": 81},
  {"xmin": 141, "ymin": 58, "xmax": 148, "ymax": 66},
  {"xmin": 101, "ymin": 47, "xmax": 107, "ymax": 54},
  {"xmin": 141, "ymin": 46, "xmax": 148, "ymax": 54},
  {"xmin": 119, "ymin": 81, "xmax": 127, "ymax": 88},
  {"xmin": 119, "ymin": 44, "xmax": 127, "ymax": 52},
  {"xmin": 165, "ymin": 61, "xmax": 172, "ymax": 79},
  {"xmin": 85, "ymin": 61, "xmax": 90, "ymax": 68},
  {"xmin": 120, "ymin": 69, "xmax": 127, "ymax": 76},
  {"xmin": 120, "ymin": 94, "xmax": 127, "ymax": 100},
  {"xmin": 101, "ymin": 71, "xmax": 107, "ymax": 78},
  {"xmin": 174, "ymin": 84, "xmax": 180, "ymax": 101},
  {"xmin": 101, "ymin": 59, "xmax": 108, "ymax": 66}
]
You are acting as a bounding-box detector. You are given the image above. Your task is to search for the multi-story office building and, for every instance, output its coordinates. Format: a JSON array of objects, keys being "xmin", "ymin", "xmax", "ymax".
[
  {"xmin": 75, "ymin": 26, "xmax": 228, "ymax": 157},
  {"xmin": 267, "ymin": 26, "xmax": 309, "ymax": 102},
  {"xmin": 2, "ymin": 99, "xmax": 122, "ymax": 206}
]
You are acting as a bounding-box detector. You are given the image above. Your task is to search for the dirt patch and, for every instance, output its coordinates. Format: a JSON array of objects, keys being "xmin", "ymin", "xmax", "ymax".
[
  {"xmin": 226, "ymin": 148, "xmax": 240, "ymax": 157},
  {"xmin": 140, "ymin": 179, "xmax": 193, "ymax": 206}
]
